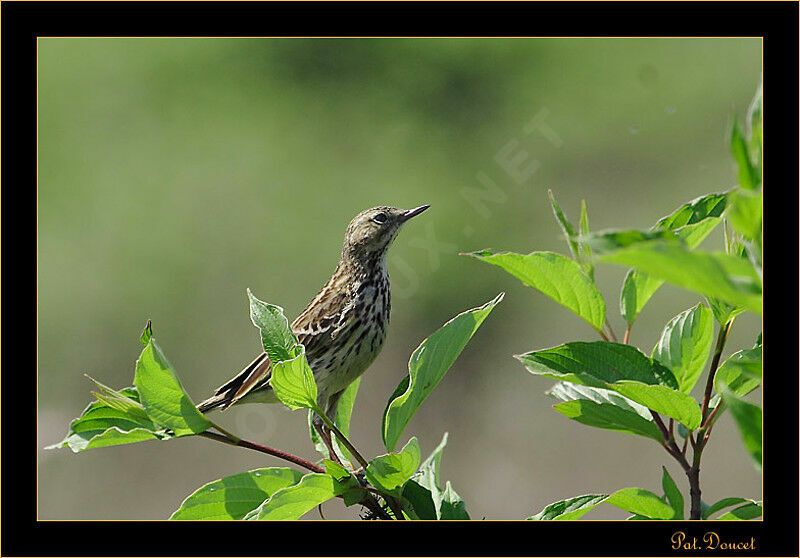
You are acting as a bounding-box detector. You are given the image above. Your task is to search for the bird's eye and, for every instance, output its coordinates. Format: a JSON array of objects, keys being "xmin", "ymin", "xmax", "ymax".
[{"xmin": 372, "ymin": 213, "xmax": 388, "ymax": 225}]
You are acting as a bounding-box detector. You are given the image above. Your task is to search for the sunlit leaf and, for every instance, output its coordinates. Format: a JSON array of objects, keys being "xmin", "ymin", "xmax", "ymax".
[
  {"xmin": 270, "ymin": 350, "xmax": 319, "ymax": 412},
  {"xmin": 528, "ymin": 494, "xmax": 609, "ymax": 520},
  {"xmin": 411, "ymin": 432, "xmax": 469, "ymax": 519},
  {"xmin": 601, "ymin": 241, "xmax": 762, "ymax": 314},
  {"xmin": 134, "ymin": 339, "xmax": 211, "ymax": 436},
  {"xmin": 619, "ymin": 192, "xmax": 727, "ymax": 324},
  {"xmin": 465, "ymin": 249, "xmax": 605, "ymax": 330},
  {"xmin": 248, "ymin": 472, "xmax": 355, "ymax": 520},
  {"xmin": 247, "ymin": 289, "xmax": 302, "ymax": 363},
  {"xmin": 606, "ymin": 487, "xmax": 675, "ymax": 519},
  {"xmin": 727, "ymin": 189, "xmax": 762, "ymax": 243},
  {"xmin": 171, "ymin": 468, "xmax": 304, "ymax": 520},
  {"xmin": 547, "ymin": 382, "xmax": 661, "ymax": 441},
  {"xmin": 719, "ymin": 386, "xmax": 762, "ymax": 471},
  {"xmin": 382, "ymin": 293, "xmax": 502, "ymax": 451},
  {"xmin": 548, "ymin": 189, "xmax": 579, "ymax": 261},
  {"xmin": 652, "ymin": 304, "xmax": 713, "ymax": 393},
  {"xmin": 661, "ymin": 466, "xmax": 684, "ymax": 519},
  {"xmin": 703, "ymin": 496, "xmax": 751, "ymax": 519},
  {"xmin": 518, "ymin": 342, "xmax": 701, "ymax": 428},
  {"xmin": 366, "ymin": 437, "xmax": 421, "ymax": 497},
  {"xmin": 730, "ymin": 119, "xmax": 759, "ymax": 191},
  {"xmin": 578, "ymin": 199, "xmax": 594, "ymax": 279},
  {"xmin": 718, "ymin": 501, "xmax": 762, "ymax": 520}
]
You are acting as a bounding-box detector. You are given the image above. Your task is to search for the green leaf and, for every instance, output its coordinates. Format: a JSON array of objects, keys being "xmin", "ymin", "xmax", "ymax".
[
  {"xmin": 528, "ymin": 494, "xmax": 609, "ymax": 520},
  {"xmin": 716, "ymin": 347, "xmax": 762, "ymax": 392},
  {"xmin": 730, "ymin": 119, "xmax": 759, "ymax": 191},
  {"xmin": 382, "ymin": 293, "xmax": 503, "ymax": 451},
  {"xmin": 727, "ymin": 189, "xmax": 762, "ymax": 243},
  {"xmin": 247, "ymin": 289, "xmax": 301, "ymax": 363},
  {"xmin": 674, "ymin": 217, "xmax": 724, "ymax": 248},
  {"xmin": 578, "ymin": 200, "xmax": 594, "ymax": 279},
  {"xmin": 411, "ymin": 432, "xmax": 470, "ymax": 519},
  {"xmin": 45, "ymin": 389, "xmax": 167, "ymax": 452},
  {"xmin": 309, "ymin": 377, "xmax": 361, "ymax": 466},
  {"xmin": 746, "ymin": 82, "xmax": 762, "ymax": 178},
  {"xmin": 719, "ymin": 386, "xmax": 762, "ymax": 471},
  {"xmin": 323, "ymin": 460, "xmax": 364, "ymax": 506},
  {"xmin": 655, "ymin": 193, "xmax": 728, "ymax": 232},
  {"xmin": 619, "ymin": 192, "xmax": 727, "ymax": 324},
  {"xmin": 661, "ymin": 466, "xmax": 684, "ymax": 519},
  {"xmin": 518, "ymin": 342, "xmax": 701, "ymax": 428},
  {"xmin": 366, "ymin": 437, "xmax": 421, "ymax": 497},
  {"xmin": 620, "ymin": 270, "xmax": 663, "ymax": 326},
  {"xmin": 707, "ymin": 296, "xmax": 746, "ymax": 325},
  {"xmin": 438, "ymin": 481, "xmax": 470, "ymax": 520},
  {"xmin": 401, "ymin": 479, "xmax": 438, "ymax": 520},
  {"xmin": 248, "ymin": 472, "xmax": 344, "ymax": 520},
  {"xmin": 718, "ymin": 501, "xmax": 762, "ymax": 520},
  {"xmin": 140, "ymin": 319, "xmax": 153, "ymax": 345},
  {"xmin": 600, "ymin": 241, "xmax": 762, "ymax": 314},
  {"xmin": 269, "ymin": 351, "xmax": 319, "ymax": 412},
  {"xmin": 518, "ymin": 341, "xmax": 678, "ymax": 388},
  {"xmin": 710, "ymin": 346, "xmax": 763, "ymax": 429},
  {"xmin": 415, "ymin": 432, "xmax": 448, "ymax": 491},
  {"xmin": 134, "ymin": 340, "xmax": 212, "ymax": 436},
  {"xmin": 465, "ymin": 249, "xmax": 605, "ymax": 330},
  {"xmin": 610, "ymin": 383, "xmax": 701, "ymax": 430},
  {"xmin": 85, "ymin": 375, "xmax": 151, "ymax": 423},
  {"xmin": 652, "ymin": 304, "xmax": 714, "ymax": 393},
  {"xmin": 703, "ymin": 496, "xmax": 751, "ymax": 519},
  {"xmin": 581, "ymin": 229, "xmax": 677, "ymax": 254},
  {"xmin": 170, "ymin": 468, "xmax": 305, "ymax": 520},
  {"xmin": 606, "ymin": 487, "xmax": 675, "ymax": 519},
  {"xmin": 548, "ymin": 189, "xmax": 580, "ymax": 261},
  {"xmin": 547, "ymin": 382, "xmax": 662, "ymax": 441}
]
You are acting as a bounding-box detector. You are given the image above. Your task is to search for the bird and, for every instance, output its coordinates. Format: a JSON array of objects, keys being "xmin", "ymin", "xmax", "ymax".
[{"xmin": 197, "ymin": 204, "xmax": 429, "ymax": 461}]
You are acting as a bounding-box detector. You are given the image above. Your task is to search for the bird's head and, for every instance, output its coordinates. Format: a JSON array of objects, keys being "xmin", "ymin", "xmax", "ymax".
[{"xmin": 341, "ymin": 205, "xmax": 429, "ymax": 266}]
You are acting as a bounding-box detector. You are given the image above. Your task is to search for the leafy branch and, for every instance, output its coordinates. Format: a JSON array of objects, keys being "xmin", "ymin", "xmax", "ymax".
[
  {"xmin": 465, "ymin": 80, "xmax": 762, "ymax": 522},
  {"xmin": 48, "ymin": 290, "xmax": 503, "ymax": 520}
]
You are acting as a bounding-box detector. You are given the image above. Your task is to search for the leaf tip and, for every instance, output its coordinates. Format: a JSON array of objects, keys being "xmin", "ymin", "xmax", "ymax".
[{"xmin": 140, "ymin": 319, "xmax": 153, "ymax": 345}]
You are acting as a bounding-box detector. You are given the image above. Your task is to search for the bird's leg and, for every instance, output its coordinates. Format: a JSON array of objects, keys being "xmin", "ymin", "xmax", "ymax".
[
  {"xmin": 314, "ymin": 390, "xmax": 346, "ymax": 467},
  {"xmin": 313, "ymin": 416, "xmax": 343, "ymax": 467}
]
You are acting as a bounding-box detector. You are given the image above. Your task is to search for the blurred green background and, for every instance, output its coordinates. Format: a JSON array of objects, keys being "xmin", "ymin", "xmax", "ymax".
[{"xmin": 38, "ymin": 38, "xmax": 762, "ymax": 520}]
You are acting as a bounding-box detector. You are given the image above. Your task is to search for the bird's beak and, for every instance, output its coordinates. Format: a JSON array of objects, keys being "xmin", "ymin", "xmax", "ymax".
[{"xmin": 401, "ymin": 204, "xmax": 430, "ymax": 222}]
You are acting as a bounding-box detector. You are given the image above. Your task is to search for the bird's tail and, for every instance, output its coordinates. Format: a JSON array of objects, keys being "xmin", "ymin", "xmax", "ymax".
[
  {"xmin": 197, "ymin": 352, "xmax": 272, "ymax": 414},
  {"xmin": 196, "ymin": 394, "xmax": 230, "ymax": 414}
]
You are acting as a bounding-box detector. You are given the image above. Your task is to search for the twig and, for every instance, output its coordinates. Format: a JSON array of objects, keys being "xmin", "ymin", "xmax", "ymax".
[
  {"xmin": 623, "ymin": 324, "xmax": 632, "ymax": 345},
  {"xmin": 684, "ymin": 318, "xmax": 735, "ymax": 520},
  {"xmin": 701, "ymin": 320, "xmax": 734, "ymax": 422},
  {"xmin": 652, "ymin": 412, "xmax": 690, "ymax": 472},
  {"xmin": 702, "ymin": 403, "xmax": 723, "ymax": 431},
  {"xmin": 199, "ymin": 431, "xmax": 324, "ymax": 473}
]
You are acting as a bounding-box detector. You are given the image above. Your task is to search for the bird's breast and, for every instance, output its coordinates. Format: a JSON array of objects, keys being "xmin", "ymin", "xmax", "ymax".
[{"xmin": 310, "ymin": 275, "xmax": 390, "ymax": 395}]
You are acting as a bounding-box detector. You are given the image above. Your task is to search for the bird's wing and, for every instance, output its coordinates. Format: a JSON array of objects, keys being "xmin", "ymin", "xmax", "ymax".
[
  {"xmin": 199, "ymin": 284, "xmax": 356, "ymax": 412},
  {"xmin": 294, "ymin": 287, "xmax": 361, "ymax": 352}
]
